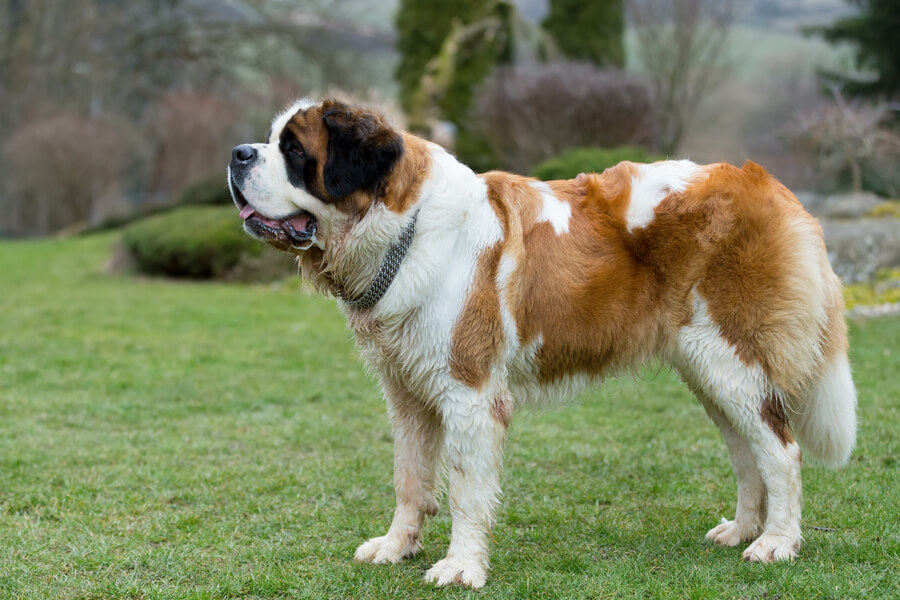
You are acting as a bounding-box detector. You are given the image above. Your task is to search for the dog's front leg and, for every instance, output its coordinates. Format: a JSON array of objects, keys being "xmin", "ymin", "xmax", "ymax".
[
  {"xmin": 355, "ymin": 382, "xmax": 442, "ymax": 564},
  {"xmin": 425, "ymin": 391, "xmax": 507, "ymax": 589}
]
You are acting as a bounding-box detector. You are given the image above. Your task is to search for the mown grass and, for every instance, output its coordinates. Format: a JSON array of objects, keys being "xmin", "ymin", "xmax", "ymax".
[{"xmin": 0, "ymin": 234, "xmax": 897, "ymax": 599}]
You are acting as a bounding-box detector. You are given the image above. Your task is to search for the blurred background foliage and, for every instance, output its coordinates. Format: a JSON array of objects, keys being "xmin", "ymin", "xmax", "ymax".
[
  {"xmin": 0, "ymin": 0, "xmax": 897, "ymax": 282},
  {"xmin": 531, "ymin": 146, "xmax": 665, "ymax": 181},
  {"xmin": 814, "ymin": 0, "xmax": 900, "ymax": 99}
]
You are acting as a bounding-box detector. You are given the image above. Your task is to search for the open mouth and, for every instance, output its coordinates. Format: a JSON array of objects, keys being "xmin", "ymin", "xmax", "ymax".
[{"xmin": 231, "ymin": 179, "xmax": 317, "ymax": 248}]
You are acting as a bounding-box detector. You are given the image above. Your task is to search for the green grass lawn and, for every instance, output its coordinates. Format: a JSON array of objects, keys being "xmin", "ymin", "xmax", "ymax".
[{"xmin": 1, "ymin": 234, "xmax": 897, "ymax": 599}]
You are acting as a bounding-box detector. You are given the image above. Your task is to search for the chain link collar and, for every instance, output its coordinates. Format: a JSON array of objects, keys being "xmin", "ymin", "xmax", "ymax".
[{"xmin": 334, "ymin": 210, "xmax": 420, "ymax": 310}]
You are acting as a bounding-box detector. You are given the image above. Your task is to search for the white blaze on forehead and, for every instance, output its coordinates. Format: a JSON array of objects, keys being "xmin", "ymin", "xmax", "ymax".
[
  {"xmin": 268, "ymin": 97, "xmax": 316, "ymax": 143},
  {"xmin": 529, "ymin": 181, "xmax": 571, "ymax": 235},
  {"xmin": 626, "ymin": 160, "xmax": 705, "ymax": 231}
]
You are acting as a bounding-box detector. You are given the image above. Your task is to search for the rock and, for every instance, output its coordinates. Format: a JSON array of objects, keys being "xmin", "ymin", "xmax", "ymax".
[
  {"xmin": 820, "ymin": 218, "xmax": 900, "ymax": 284},
  {"xmin": 846, "ymin": 302, "xmax": 900, "ymax": 320},
  {"xmin": 798, "ymin": 191, "xmax": 883, "ymax": 220}
]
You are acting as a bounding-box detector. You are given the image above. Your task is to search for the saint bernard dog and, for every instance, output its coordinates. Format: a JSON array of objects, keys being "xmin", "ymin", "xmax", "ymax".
[{"xmin": 226, "ymin": 98, "xmax": 857, "ymax": 588}]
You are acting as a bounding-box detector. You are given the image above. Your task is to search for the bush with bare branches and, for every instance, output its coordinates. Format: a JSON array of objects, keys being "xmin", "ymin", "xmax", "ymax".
[
  {"xmin": 789, "ymin": 88, "xmax": 900, "ymax": 196},
  {"xmin": 144, "ymin": 92, "xmax": 240, "ymax": 199},
  {"xmin": 630, "ymin": 0, "xmax": 735, "ymax": 156},
  {"xmin": 473, "ymin": 62, "xmax": 656, "ymax": 173},
  {"xmin": 1, "ymin": 114, "xmax": 132, "ymax": 235}
]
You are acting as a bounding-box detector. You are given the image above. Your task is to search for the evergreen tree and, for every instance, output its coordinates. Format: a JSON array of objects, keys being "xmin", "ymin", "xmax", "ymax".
[
  {"xmin": 394, "ymin": 0, "xmax": 485, "ymax": 113},
  {"xmin": 542, "ymin": 0, "xmax": 624, "ymax": 67},
  {"xmin": 817, "ymin": 0, "xmax": 900, "ymax": 98}
]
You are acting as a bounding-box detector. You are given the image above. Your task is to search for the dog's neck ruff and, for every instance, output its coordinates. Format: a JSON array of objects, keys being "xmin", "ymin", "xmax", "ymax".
[{"xmin": 335, "ymin": 210, "xmax": 419, "ymax": 310}]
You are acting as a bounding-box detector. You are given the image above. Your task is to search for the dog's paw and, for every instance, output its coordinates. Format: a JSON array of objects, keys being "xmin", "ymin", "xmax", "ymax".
[
  {"xmin": 354, "ymin": 533, "xmax": 420, "ymax": 564},
  {"xmin": 742, "ymin": 533, "xmax": 800, "ymax": 562},
  {"xmin": 424, "ymin": 556, "xmax": 487, "ymax": 589},
  {"xmin": 706, "ymin": 518, "xmax": 762, "ymax": 547}
]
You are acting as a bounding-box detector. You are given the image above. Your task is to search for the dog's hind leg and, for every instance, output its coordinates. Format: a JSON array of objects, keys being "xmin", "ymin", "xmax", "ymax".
[
  {"xmin": 424, "ymin": 388, "xmax": 508, "ymax": 589},
  {"xmin": 702, "ymin": 392, "xmax": 802, "ymax": 561},
  {"xmin": 674, "ymin": 297, "xmax": 802, "ymax": 562},
  {"xmin": 355, "ymin": 380, "xmax": 443, "ymax": 564},
  {"xmin": 695, "ymin": 394, "xmax": 766, "ymax": 546}
]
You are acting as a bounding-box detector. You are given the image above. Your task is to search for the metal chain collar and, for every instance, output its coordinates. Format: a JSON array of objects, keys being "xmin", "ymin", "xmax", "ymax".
[{"xmin": 335, "ymin": 210, "xmax": 420, "ymax": 310}]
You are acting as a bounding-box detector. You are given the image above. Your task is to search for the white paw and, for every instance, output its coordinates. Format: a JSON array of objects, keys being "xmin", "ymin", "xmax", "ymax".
[
  {"xmin": 706, "ymin": 518, "xmax": 762, "ymax": 547},
  {"xmin": 742, "ymin": 533, "xmax": 800, "ymax": 562},
  {"xmin": 354, "ymin": 533, "xmax": 420, "ymax": 564},
  {"xmin": 424, "ymin": 556, "xmax": 487, "ymax": 589}
]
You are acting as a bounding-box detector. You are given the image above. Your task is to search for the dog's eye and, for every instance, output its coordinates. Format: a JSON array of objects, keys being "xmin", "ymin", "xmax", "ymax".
[
  {"xmin": 282, "ymin": 142, "xmax": 304, "ymax": 157},
  {"xmin": 278, "ymin": 139, "xmax": 304, "ymax": 158}
]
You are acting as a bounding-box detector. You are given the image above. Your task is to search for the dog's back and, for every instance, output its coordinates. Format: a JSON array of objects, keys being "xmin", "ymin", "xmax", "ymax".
[{"xmin": 477, "ymin": 161, "xmax": 853, "ymax": 424}]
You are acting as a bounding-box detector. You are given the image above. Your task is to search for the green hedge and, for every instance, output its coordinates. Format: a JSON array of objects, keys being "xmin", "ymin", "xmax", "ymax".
[
  {"xmin": 92, "ymin": 177, "xmax": 234, "ymax": 234},
  {"xmin": 531, "ymin": 146, "xmax": 664, "ymax": 181},
  {"xmin": 122, "ymin": 206, "xmax": 263, "ymax": 279}
]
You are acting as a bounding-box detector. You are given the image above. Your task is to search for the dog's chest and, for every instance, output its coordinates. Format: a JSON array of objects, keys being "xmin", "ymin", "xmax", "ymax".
[{"xmin": 349, "ymin": 308, "xmax": 455, "ymax": 400}]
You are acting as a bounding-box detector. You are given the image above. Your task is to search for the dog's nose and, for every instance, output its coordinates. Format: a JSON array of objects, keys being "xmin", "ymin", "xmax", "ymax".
[{"xmin": 232, "ymin": 144, "xmax": 257, "ymax": 164}]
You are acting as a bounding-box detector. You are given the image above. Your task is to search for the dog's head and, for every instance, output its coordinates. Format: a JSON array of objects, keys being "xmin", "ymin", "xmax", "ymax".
[{"xmin": 227, "ymin": 99, "xmax": 405, "ymax": 254}]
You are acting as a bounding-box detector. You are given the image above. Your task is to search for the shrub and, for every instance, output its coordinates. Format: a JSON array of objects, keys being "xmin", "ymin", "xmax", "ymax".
[
  {"xmin": 122, "ymin": 206, "xmax": 271, "ymax": 279},
  {"xmin": 788, "ymin": 91, "xmax": 900, "ymax": 196},
  {"xmin": 144, "ymin": 91, "xmax": 238, "ymax": 198},
  {"xmin": 179, "ymin": 177, "xmax": 234, "ymax": 206},
  {"xmin": 531, "ymin": 146, "xmax": 665, "ymax": 181},
  {"xmin": 89, "ymin": 177, "xmax": 234, "ymax": 234},
  {"xmin": 1, "ymin": 114, "xmax": 132, "ymax": 236},
  {"xmin": 474, "ymin": 63, "xmax": 656, "ymax": 173}
]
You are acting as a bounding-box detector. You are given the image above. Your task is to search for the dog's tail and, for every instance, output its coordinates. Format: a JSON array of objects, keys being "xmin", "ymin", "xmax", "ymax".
[{"xmin": 792, "ymin": 352, "xmax": 857, "ymax": 468}]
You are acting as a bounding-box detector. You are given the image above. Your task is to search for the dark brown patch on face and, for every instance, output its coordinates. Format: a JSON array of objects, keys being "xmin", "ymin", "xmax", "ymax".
[
  {"xmin": 761, "ymin": 394, "xmax": 794, "ymax": 446},
  {"xmin": 282, "ymin": 105, "xmax": 332, "ymax": 201},
  {"xmin": 281, "ymin": 101, "xmax": 403, "ymax": 218},
  {"xmin": 320, "ymin": 100, "xmax": 404, "ymax": 200}
]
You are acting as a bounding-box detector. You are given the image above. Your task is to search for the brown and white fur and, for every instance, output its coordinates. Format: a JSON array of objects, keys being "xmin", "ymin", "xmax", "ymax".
[{"xmin": 226, "ymin": 99, "xmax": 857, "ymax": 588}]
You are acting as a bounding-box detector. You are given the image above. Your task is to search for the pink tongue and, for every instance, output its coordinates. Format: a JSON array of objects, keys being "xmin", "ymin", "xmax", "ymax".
[
  {"xmin": 286, "ymin": 213, "xmax": 311, "ymax": 232},
  {"xmin": 239, "ymin": 205, "xmax": 256, "ymax": 220}
]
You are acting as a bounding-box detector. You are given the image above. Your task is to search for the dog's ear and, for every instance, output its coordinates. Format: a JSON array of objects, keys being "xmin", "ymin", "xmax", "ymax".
[{"xmin": 322, "ymin": 103, "xmax": 404, "ymax": 199}]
